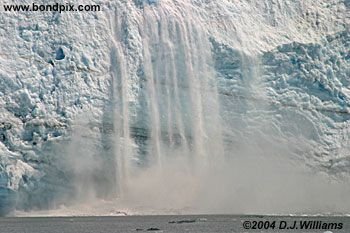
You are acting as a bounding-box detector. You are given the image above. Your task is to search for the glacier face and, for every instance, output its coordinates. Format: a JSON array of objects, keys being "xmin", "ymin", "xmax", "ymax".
[
  {"xmin": 0, "ymin": 0, "xmax": 349, "ymax": 214},
  {"xmin": 262, "ymin": 32, "xmax": 350, "ymax": 173}
]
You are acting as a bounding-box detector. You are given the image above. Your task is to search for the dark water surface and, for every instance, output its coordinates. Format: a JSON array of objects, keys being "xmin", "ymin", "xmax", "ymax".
[{"xmin": 0, "ymin": 215, "xmax": 349, "ymax": 233}]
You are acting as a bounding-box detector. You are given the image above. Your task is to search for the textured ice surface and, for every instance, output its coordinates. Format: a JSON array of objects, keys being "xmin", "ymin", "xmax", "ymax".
[{"xmin": 0, "ymin": 0, "xmax": 349, "ymax": 214}]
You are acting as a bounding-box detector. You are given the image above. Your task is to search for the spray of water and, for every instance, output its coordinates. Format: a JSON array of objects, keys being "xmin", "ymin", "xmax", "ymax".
[{"xmin": 108, "ymin": 3, "xmax": 225, "ymax": 199}]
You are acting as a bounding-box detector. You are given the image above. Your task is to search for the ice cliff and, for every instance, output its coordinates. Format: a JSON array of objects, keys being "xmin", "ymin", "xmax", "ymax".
[{"xmin": 0, "ymin": 0, "xmax": 349, "ymax": 214}]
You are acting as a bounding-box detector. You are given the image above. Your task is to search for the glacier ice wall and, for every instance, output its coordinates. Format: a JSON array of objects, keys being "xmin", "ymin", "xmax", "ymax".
[
  {"xmin": 262, "ymin": 32, "xmax": 350, "ymax": 174},
  {"xmin": 0, "ymin": 0, "xmax": 349, "ymax": 214}
]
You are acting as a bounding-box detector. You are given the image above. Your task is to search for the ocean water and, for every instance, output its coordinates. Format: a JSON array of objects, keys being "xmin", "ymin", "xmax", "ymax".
[{"xmin": 0, "ymin": 215, "xmax": 349, "ymax": 233}]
